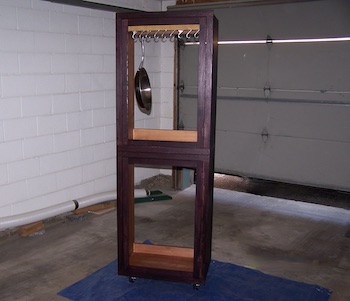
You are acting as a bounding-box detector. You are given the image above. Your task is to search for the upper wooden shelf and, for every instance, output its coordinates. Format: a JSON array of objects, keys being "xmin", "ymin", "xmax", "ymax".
[{"xmin": 132, "ymin": 129, "xmax": 197, "ymax": 142}]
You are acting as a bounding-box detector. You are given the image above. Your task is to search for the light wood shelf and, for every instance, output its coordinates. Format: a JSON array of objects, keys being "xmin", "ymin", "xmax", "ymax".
[
  {"xmin": 132, "ymin": 129, "xmax": 197, "ymax": 142},
  {"xmin": 130, "ymin": 244, "xmax": 194, "ymax": 272}
]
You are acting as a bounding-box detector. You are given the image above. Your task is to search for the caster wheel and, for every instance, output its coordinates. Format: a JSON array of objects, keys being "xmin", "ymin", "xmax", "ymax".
[
  {"xmin": 129, "ymin": 276, "xmax": 136, "ymax": 283},
  {"xmin": 193, "ymin": 283, "xmax": 200, "ymax": 290}
]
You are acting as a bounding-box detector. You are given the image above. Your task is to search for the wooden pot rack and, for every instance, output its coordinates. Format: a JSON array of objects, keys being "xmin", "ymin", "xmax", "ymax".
[{"xmin": 116, "ymin": 10, "xmax": 218, "ymax": 285}]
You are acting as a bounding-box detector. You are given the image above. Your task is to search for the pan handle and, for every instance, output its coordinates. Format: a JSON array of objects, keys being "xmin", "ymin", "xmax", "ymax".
[{"xmin": 139, "ymin": 38, "xmax": 145, "ymax": 70}]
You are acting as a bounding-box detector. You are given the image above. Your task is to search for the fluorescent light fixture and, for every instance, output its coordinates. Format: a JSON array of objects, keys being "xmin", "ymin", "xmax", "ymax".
[{"xmin": 184, "ymin": 36, "xmax": 350, "ymax": 46}]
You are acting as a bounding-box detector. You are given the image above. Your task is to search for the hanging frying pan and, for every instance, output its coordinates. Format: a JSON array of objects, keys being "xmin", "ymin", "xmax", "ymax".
[{"xmin": 135, "ymin": 38, "xmax": 152, "ymax": 115}]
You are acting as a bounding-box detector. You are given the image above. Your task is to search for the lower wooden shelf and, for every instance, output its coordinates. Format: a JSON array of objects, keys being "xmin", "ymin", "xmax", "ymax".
[{"xmin": 130, "ymin": 243, "xmax": 194, "ymax": 273}]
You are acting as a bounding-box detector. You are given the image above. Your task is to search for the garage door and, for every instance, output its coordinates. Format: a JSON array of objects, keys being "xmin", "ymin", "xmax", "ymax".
[{"xmin": 177, "ymin": 0, "xmax": 350, "ymax": 192}]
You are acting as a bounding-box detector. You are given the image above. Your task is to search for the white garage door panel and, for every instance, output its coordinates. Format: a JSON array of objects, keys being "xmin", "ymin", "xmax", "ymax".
[
  {"xmin": 215, "ymin": 131, "xmax": 350, "ymax": 191},
  {"xmin": 217, "ymin": 47, "xmax": 269, "ymax": 88},
  {"xmin": 216, "ymin": 100, "xmax": 350, "ymax": 143},
  {"xmin": 268, "ymin": 102, "xmax": 350, "ymax": 143},
  {"xmin": 178, "ymin": 46, "xmax": 198, "ymax": 86},
  {"xmin": 216, "ymin": 99, "xmax": 268, "ymax": 134},
  {"xmin": 178, "ymin": 97, "xmax": 197, "ymax": 130},
  {"xmin": 215, "ymin": 1, "xmax": 350, "ymax": 40},
  {"xmin": 215, "ymin": 44, "xmax": 350, "ymax": 98},
  {"xmin": 215, "ymin": 130, "xmax": 262, "ymax": 174},
  {"xmin": 269, "ymin": 44, "xmax": 350, "ymax": 91},
  {"xmin": 256, "ymin": 137, "xmax": 350, "ymax": 191}
]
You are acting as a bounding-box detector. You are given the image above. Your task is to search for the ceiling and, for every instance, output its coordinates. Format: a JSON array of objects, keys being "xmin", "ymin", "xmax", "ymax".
[{"xmin": 169, "ymin": 0, "xmax": 323, "ymax": 10}]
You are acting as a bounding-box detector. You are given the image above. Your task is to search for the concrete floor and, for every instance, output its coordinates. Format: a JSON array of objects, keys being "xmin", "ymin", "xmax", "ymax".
[{"xmin": 0, "ymin": 181, "xmax": 349, "ymax": 301}]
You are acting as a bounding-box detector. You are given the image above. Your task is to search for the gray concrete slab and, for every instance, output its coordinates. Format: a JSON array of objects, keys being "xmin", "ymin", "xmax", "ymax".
[{"xmin": 0, "ymin": 186, "xmax": 349, "ymax": 301}]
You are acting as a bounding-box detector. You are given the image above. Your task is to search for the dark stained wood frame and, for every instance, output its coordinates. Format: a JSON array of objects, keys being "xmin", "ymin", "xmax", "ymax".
[{"xmin": 116, "ymin": 10, "xmax": 218, "ymax": 285}]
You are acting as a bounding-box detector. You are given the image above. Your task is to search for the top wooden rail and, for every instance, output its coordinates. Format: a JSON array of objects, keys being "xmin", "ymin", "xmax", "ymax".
[{"xmin": 128, "ymin": 24, "xmax": 200, "ymax": 32}]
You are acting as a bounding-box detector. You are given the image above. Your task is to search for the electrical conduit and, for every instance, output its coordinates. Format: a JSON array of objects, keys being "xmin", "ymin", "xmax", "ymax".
[{"xmin": 0, "ymin": 189, "xmax": 148, "ymax": 231}]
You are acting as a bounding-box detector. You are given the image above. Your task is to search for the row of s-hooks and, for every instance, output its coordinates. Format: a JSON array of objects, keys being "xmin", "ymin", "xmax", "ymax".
[{"xmin": 131, "ymin": 29, "xmax": 200, "ymax": 43}]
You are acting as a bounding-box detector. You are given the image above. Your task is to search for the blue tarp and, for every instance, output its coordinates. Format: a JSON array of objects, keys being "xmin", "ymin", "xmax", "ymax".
[{"xmin": 58, "ymin": 260, "xmax": 331, "ymax": 301}]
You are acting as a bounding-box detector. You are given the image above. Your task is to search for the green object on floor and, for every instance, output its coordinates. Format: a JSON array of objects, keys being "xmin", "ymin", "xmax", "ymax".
[
  {"xmin": 135, "ymin": 191, "xmax": 172, "ymax": 204},
  {"xmin": 148, "ymin": 190, "xmax": 163, "ymax": 196}
]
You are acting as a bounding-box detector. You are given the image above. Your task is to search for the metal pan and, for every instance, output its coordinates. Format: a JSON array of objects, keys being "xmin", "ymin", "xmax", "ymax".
[{"xmin": 135, "ymin": 38, "xmax": 152, "ymax": 115}]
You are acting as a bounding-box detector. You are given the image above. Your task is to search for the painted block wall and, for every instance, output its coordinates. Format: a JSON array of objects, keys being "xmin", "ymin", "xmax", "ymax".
[{"xmin": 0, "ymin": 0, "xmax": 174, "ymax": 220}]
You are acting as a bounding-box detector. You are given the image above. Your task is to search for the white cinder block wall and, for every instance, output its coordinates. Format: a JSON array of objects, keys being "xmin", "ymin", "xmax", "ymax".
[{"xmin": 0, "ymin": 0, "xmax": 175, "ymax": 221}]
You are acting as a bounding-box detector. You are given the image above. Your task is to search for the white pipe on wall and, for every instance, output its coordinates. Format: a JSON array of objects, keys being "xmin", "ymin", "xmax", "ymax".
[
  {"xmin": 75, "ymin": 191, "xmax": 117, "ymax": 209},
  {"xmin": 0, "ymin": 189, "xmax": 148, "ymax": 231},
  {"xmin": 0, "ymin": 201, "xmax": 76, "ymax": 231}
]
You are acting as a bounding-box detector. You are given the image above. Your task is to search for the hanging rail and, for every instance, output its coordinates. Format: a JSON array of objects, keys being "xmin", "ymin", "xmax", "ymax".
[{"xmin": 129, "ymin": 24, "xmax": 200, "ymax": 42}]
